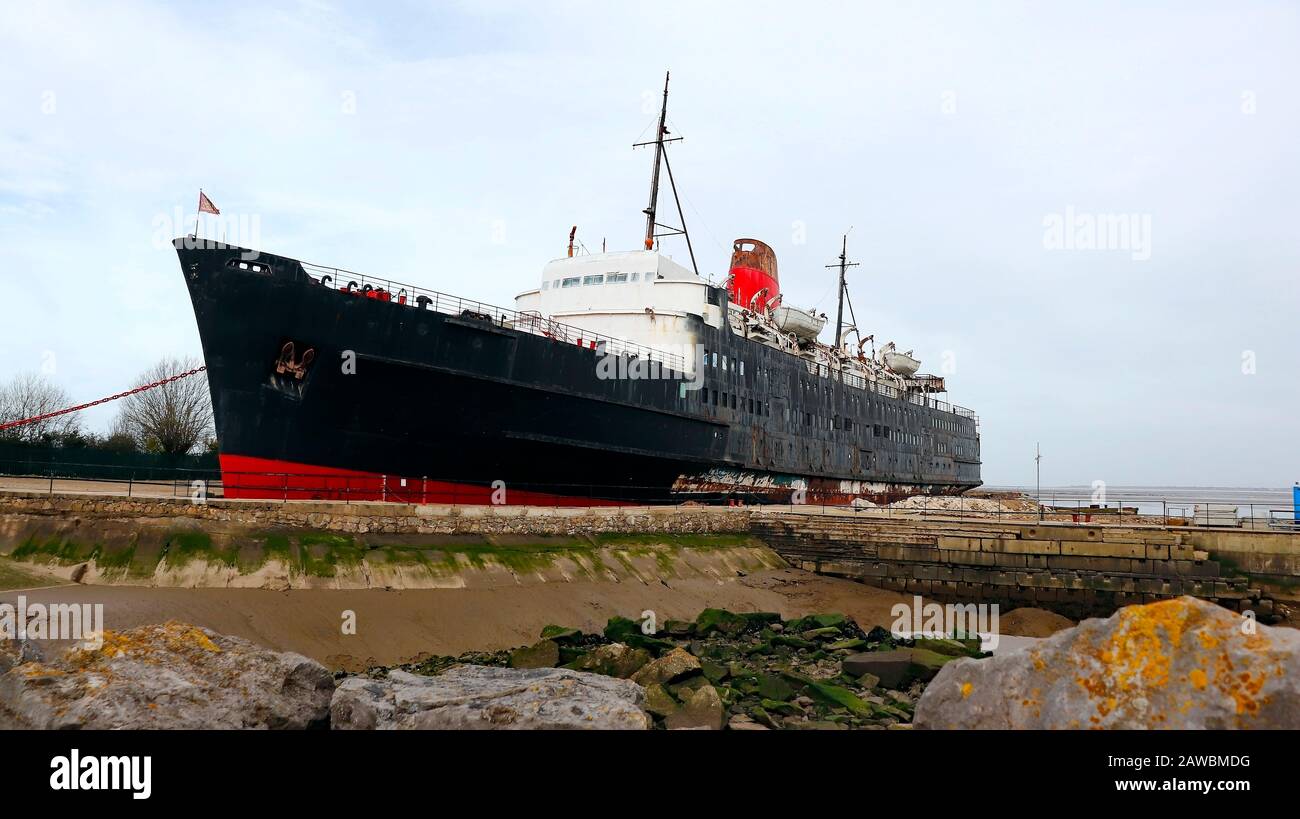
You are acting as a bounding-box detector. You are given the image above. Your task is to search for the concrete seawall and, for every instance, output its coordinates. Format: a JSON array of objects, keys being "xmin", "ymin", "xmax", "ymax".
[
  {"xmin": 2, "ymin": 492, "xmax": 1297, "ymax": 617},
  {"xmin": 0, "ymin": 492, "xmax": 771, "ymax": 590},
  {"xmin": 750, "ymin": 511, "xmax": 1283, "ymax": 619}
]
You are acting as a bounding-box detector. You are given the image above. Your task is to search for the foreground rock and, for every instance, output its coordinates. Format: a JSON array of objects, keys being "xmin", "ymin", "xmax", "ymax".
[
  {"xmin": 915, "ymin": 597, "xmax": 1300, "ymax": 729},
  {"xmin": 332, "ymin": 665, "xmax": 651, "ymax": 729},
  {"xmin": 0, "ymin": 622, "xmax": 333, "ymax": 729},
  {"xmin": 842, "ymin": 647, "xmax": 953, "ymax": 688},
  {"xmin": 392, "ymin": 608, "xmax": 985, "ymax": 729}
]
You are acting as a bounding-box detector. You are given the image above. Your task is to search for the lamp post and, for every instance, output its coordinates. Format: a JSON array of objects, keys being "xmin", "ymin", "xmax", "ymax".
[{"xmin": 1035, "ymin": 443, "xmax": 1043, "ymax": 521}]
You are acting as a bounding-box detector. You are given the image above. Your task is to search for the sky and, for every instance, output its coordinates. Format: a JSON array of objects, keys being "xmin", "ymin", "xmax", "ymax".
[{"xmin": 0, "ymin": 0, "xmax": 1296, "ymax": 488}]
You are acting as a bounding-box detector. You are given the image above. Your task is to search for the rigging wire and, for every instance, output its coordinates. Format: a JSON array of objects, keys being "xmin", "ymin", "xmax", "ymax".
[{"xmin": 0, "ymin": 366, "xmax": 208, "ymax": 433}]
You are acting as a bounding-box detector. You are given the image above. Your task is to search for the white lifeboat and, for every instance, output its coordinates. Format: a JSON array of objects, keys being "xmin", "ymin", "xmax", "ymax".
[
  {"xmin": 879, "ymin": 341, "xmax": 921, "ymax": 376},
  {"xmin": 772, "ymin": 305, "xmax": 827, "ymax": 341}
]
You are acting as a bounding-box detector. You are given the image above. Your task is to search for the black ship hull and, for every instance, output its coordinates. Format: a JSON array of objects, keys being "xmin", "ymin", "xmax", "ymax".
[{"xmin": 176, "ymin": 239, "xmax": 981, "ymax": 505}]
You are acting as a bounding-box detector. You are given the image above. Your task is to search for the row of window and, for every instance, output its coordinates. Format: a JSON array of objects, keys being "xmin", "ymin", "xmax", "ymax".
[
  {"xmin": 697, "ymin": 349, "xmax": 973, "ymax": 442},
  {"xmin": 702, "ymin": 349, "xmax": 746, "ymax": 377},
  {"xmin": 931, "ymin": 415, "xmax": 968, "ymax": 434},
  {"xmin": 694, "ymin": 387, "xmax": 771, "ymax": 417},
  {"xmin": 688, "ymin": 381, "xmax": 959, "ymax": 455},
  {"xmin": 543, "ymin": 271, "xmax": 651, "ymax": 290}
]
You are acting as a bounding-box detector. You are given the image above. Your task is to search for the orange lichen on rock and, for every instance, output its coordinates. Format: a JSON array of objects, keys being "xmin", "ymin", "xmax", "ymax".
[
  {"xmin": 1071, "ymin": 598, "xmax": 1285, "ymax": 726},
  {"xmin": 17, "ymin": 663, "xmax": 67, "ymax": 679},
  {"xmin": 911, "ymin": 597, "xmax": 1298, "ymax": 730},
  {"xmin": 68, "ymin": 621, "xmax": 222, "ymax": 671},
  {"xmin": 1073, "ymin": 599, "xmax": 1194, "ymax": 713}
]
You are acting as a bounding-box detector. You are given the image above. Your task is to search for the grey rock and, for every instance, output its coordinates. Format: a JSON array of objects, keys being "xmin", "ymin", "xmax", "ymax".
[
  {"xmin": 842, "ymin": 649, "xmax": 915, "ymax": 688},
  {"xmin": 843, "ymin": 648, "xmax": 950, "ymax": 688},
  {"xmin": 664, "ymin": 683, "xmax": 724, "ymax": 730},
  {"xmin": 727, "ymin": 713, "xmax": 768, "ymax": 731},
  {"xmin": 0, "ymin": 622, "xmax": 333, "ymax": 729},
  {"xmin": 570, "ymin": 642, "xmax": 652, "ymax": 678},
  {"xmin": 915, "ymin": 596, "xmax": 1300, "ymax": 729},
  {"xmin": 16, "ymin": 639, "xmax": 44, "ymax": 664},
  {"xmin": 643, "ymin": 682, "xmax": 679, "ymax": 718},
  {"xmin": 508, "ymin": 639, "xmax": 560, "ymax": 669},
  {"xmin": 630, "ymin": 647, "xmax": 700, "ymax": 687},
  {"xmin": 332, "ymin": 665, "xmax": 651, "ymax": 730}
]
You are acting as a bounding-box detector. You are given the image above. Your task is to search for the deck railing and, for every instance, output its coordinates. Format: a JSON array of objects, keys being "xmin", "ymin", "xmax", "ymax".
[
  {"xmin": 801, "ymin": 359, "xmax": 978, "ymax": 426},
  {"xmin": 300, "ymin": 259, "xmax": 976, "ymax": 426},
  {"xmin": 300, "ymin": 262, "xmax": 687, "ymax": 373}
]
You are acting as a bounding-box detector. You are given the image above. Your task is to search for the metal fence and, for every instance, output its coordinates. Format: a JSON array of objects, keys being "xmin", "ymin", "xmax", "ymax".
[{"xmin": 0, "ymin": 450, "xmax": 219, "ymax": 482}]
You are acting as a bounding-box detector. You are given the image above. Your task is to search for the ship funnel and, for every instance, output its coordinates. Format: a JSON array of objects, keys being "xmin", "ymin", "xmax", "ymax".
[{"xmin": 728, "ymin": 238, "xmax": 779, "ymax": 311}]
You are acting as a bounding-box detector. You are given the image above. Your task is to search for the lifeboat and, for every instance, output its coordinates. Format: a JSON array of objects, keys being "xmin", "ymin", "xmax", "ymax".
[
  {"xmin": 772, "ymin": 305, "xmax": 827, "ymax": 341},
  {"xmin": 879, "ymin": 342, "xmax": 921, "ymax": 376}
]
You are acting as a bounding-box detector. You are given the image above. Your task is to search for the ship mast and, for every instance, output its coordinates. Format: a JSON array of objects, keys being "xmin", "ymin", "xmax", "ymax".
[
  {"xmin": 826, "ymin": 232, "xmax": 859, "ymax": 350},
  {"xmin": 634, "ymin": 72, "xmax": 699, "ymax": 275}
]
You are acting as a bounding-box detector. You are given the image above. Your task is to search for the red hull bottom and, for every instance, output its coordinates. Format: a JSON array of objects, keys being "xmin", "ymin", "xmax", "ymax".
[{"xmin": 218, "ymin": 454, "xmax": 630, "ymax": 506}]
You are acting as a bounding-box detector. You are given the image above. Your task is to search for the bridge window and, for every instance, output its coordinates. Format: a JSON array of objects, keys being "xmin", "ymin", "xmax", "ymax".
[
  {"xmin": 607, "ymin": 272, "xmax": 628, "ymax": 283},
  {"xmin": 583, "ymin": 274, "xmax": 604, "ymax": 286},
  {"xmin": 561, "ymin": 277, "xmax": 579, "ymax": 288}
]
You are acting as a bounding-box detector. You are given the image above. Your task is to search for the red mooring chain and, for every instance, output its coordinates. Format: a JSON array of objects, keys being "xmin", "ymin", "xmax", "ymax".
[{"xmin": 0, "ymin": 366, "xmax": 208, "ymax": 432}]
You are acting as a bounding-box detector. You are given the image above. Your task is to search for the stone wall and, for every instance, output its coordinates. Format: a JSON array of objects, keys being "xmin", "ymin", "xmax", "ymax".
[
  {"xmin": 1178, "ymin": 527, "xmax": 1300, "ymax": 582},
  {"xmin": 750, "ymin": 511, "xmax": 1276, "ymax": 619},
  {"xmin": 0, "ymin": 492, "xmax": 751, "ymax": 537},
  {"xmin": 0, "ymin": 492, "xmax": 772, "ymax": 590}
]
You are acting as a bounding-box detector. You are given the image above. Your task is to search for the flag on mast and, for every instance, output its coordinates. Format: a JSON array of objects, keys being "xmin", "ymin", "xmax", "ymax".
[{"xmin": 194, "ymin": 190, "xmax": 220, "ymax": 239}]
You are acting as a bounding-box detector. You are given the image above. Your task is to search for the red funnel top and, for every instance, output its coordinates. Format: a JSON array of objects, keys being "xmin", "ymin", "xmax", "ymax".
[{"xmin": 727, "ymin": 238, "xmax": 779, "ymax": 311}]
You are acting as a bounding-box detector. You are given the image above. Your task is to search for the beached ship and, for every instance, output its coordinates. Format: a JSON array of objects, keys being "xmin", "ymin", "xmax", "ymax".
[{"xmin": 175, "ymin": 76, "xmax": 980, "ymax": 504}]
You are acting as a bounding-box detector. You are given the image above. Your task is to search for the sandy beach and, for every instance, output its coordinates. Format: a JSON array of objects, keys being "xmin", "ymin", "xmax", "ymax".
[{"xmin": 0, "ymin": 566, "xmax": 920, "ymax": 670}]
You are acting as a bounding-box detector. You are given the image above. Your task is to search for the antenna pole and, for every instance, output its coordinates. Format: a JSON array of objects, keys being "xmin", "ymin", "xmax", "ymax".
[
  {"xmin": 834, "ymin": 235, "xmax": 847, "ymax": 349},
  {"xmin": 826, "ymin": 231, "xmax": 859, "ymax": 350},
  {"xmin": 632, "ymin": 71, "xmax": 698, "ymax": 273},
  {"xmin": 1035, "ymin": 443, "xmax": 1043, "ymax": 520},
  {"xmin": 643, "ymin": 72, "xmax": 670, "ymax": 250}
]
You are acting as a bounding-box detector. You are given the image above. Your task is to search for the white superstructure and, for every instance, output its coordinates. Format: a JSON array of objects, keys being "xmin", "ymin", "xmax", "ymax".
[{"xmin": 514, "ymin": 250, "xmax": 721, "ymax": 372}]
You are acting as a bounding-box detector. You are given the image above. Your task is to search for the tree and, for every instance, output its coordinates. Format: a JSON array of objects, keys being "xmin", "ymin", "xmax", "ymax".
[
  {"xmin": 0, "ymin": 372, "xmax": 82, "ymax": 444},
  {"xmin": 114, "ymin": 357, "xmax": 213, "ymax": 456},
  {"xmin": 100, "ymin": 415, "xmax": 142, "ymax": 454}
]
